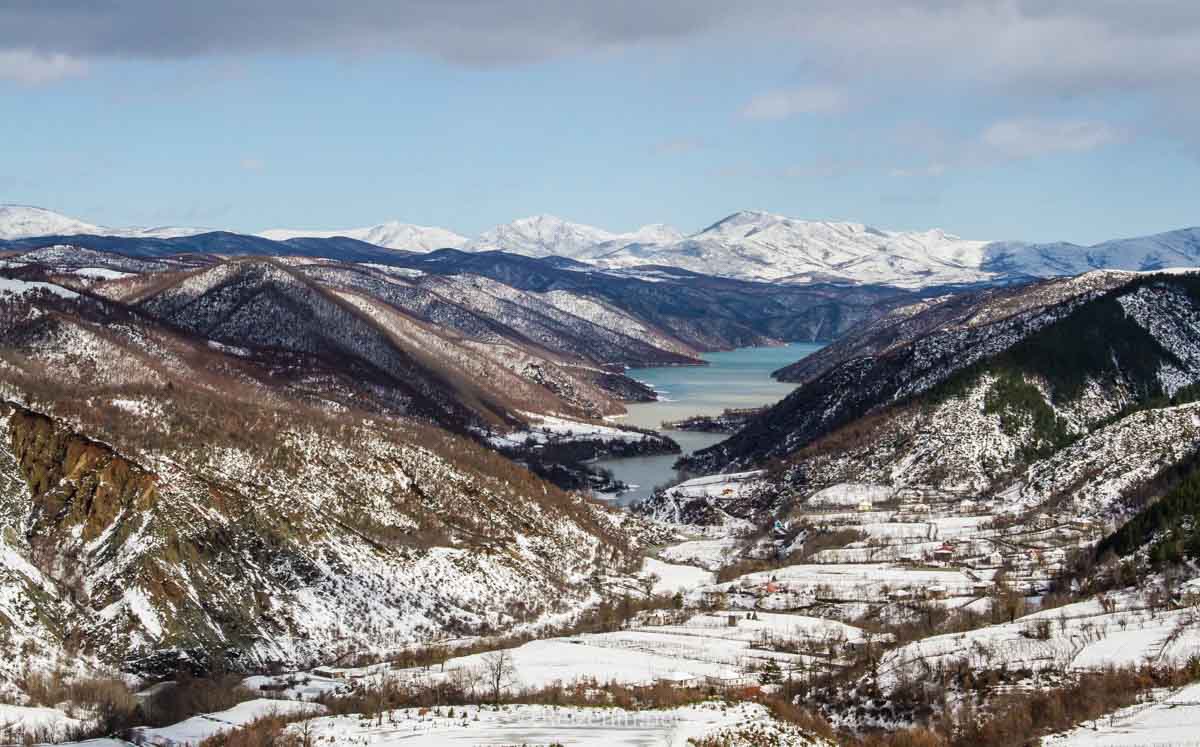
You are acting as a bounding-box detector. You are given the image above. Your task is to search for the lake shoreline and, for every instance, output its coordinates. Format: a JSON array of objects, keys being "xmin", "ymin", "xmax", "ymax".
[{"xmin": 594, "ymin": 342, "xmax": 822, "ymax": 506}]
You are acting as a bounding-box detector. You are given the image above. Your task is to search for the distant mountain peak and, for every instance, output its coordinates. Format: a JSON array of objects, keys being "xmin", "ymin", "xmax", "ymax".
[
  {"xmin": 0, "ymin": 204, "xmax": 210, "ymax": 240},
  {"xmin": 511, "ymin": 213, "xmax": 572, "ymax": 226},
  {"xmin": 699, "ymin": 210, "xmax": 786, "ymax": 233},
  {"xmin": 258, "ymin": 221, "xmax": 468, "ymax": 252},
  {"xmin": 0, "ymin": 204, "xmax": 103, "ymax": 240},
  {"xmin": 466, "ymin": 215, "xmax": 615, "ymax": 258}
]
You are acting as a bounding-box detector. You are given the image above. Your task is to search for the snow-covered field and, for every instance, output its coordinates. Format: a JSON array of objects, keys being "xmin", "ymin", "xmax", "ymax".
[
  {"xmin": 0, "ymin": 276, "xmax": 79, "ymax": 298},
  {"xmin": 661, "ymin": 470, "xmax": 767, "ymax": 500},
  {"xmin": 390, "ymin": 635, "xmax": 744, "ymax": 691},
  {"xmin": 130, "ymin": 699, "xmax": 324, "ymax": 746},
  {"xmin": 647, "ymin": 612, "xmax": 864, "ymax": 649},
  {"xmin": 643, "ymin": 557, "xmax": 715, "ymax": 594},
  {"xmin": 65, "ymin": 267, "xmax": 135, "ymax": 280},
  {"xmin": 0, "ymin": 703, "xmax": 91, "ymax": 742},
  {"xmin": 878, "ymin": 593, "xmax": 1200, "ymax": 689},
  {"xmin": 290, "ymin": 701, "xmax": 830, "ymax": 746},
  {"xmin": 1046, "ymin": 682, "xmax": 1200, "ymax": 746},
  {"xmin": 806, "ymin": 482, "xmax": 895, "ymax": 507},
  {"xmin": 488, "ymin": 413, "xmax": 655, "ymax": 448},
  {"xmin": 271, "ymin": 610, "xmax": 864, "ymax": 699},
  {"xmin": 658, "ymin": 537, "xmax": 743, "ymax": 570},
  {"xmin": 242, "ymin": 672, "xmax": 348, "ymax": 701}
]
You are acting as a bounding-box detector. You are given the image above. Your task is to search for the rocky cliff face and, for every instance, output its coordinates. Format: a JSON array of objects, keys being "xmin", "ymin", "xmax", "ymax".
[
  {"xmin": 12, "ymin": 406, "xmax": 158, "ymax": 542},
  {"xmin": 0, "ymin": 393, "xmax": 642, "ymax": 678}
]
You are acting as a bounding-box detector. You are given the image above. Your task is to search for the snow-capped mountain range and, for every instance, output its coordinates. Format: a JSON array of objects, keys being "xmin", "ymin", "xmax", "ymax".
[
  {"xmin": 0, "ymin": 204, "xmax": 210, "ymax": 241},
  {"xmin": 258, "ymin": 221, "xmax": 469, "ymax": 253},
  {"xmin": 462, "ymin": 214, "xmax": 685, "ymax": 259},
  {"xmin": 4, "ymin": 204, "xmax": 1198, "ymax": 289}
]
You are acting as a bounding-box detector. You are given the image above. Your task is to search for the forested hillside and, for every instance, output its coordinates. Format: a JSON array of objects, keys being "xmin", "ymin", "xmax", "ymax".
[{"xmin": 666, "ymin": 271, "xmax": 1200, "ymax": 533}]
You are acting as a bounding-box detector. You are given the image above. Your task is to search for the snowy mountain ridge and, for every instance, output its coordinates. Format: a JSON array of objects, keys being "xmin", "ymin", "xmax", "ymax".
[
  {"xmin": 259, "ymin": 220, "xmax": 469, "ymax": 252},
  {"xmin": 463, "ymin": 214, "xmax": 685, "ymax": 258},
  {"xmin": 262, "ymin": 209, "xmax": 1200, "ymax": 288},
  {"xmin": 7, "ymin": 204, "xmax": 1200, "ymax": 290},
  {"xmin": 0, "ymin": 204, "xmax": 210, "ymax": 240}
]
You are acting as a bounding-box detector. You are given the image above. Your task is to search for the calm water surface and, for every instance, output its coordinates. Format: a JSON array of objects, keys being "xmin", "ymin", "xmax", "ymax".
[{"xmin": 596, "ymin": 343, "xmax": 822, "ymax": 505}]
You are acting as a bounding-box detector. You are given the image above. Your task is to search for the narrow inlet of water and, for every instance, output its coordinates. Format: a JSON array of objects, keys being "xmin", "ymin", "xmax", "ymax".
[{"xmin": 595, "ymin": 342, "xmax": 822, "ymax": 506}]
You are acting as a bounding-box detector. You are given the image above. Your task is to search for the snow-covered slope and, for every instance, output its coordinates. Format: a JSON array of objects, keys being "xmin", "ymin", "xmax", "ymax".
[
  {"xmin": 983, "ymin": 227, "xmax": 1200, "ymax": 278},
  {"xmin": 258, "ymin": 221, "xmax": 468, "ymax": 252},
  {"xmin": 0, "ymin": 205, "xmax": 208, "ymax": 240},
  {"xmin": 0, "ymin": 283, "xmax": 654, "ymax": 684},
  {"xmin": 675, "ymin": 270, "xmax": 1200, "ymax": 529},
  {"xmin": 877, "ymin": 591, "xmax": 1200, "ymax": 691},
  {"xmin": 456, "ymin": 210, "xmax": 996, "ymax": 287},
  {"xmin": 466, "ymin": 215, "xmax": 615, "ymax": 258},
  {"xmin": 599, "ymin": 214, "xmax": 1200, "ymax": 289},
  {"xmin": 464, "ymin": 215, "xmax": 683, "ymax": 259},
  {"xmin": 0, "ymin": 205, "xmax": 104, "ymax": 239},
  {"xmin": 291, "ymin": 702, "xmax": 830, "ymax": 746},
  {"xmin": 1047, "ymin": 682, "xmax": 1200, "ymax": 746},
  {"xmin": 595, "ymin": 211, "xmax": 995, "ymax": 288}
]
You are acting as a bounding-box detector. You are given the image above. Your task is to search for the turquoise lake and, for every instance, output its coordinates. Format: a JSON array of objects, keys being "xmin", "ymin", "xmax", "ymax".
[{"xmin": 595, "ymin": 342, "xmax": 823, "ymax": 505}]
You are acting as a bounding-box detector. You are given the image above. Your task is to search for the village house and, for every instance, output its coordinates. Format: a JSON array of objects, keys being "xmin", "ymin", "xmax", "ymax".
[{"xmin": 1042, "ymin": 548, "xmax": 1067, "ymax": 565}]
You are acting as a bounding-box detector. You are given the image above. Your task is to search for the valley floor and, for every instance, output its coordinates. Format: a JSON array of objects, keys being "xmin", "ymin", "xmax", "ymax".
[{"xmin": 6, "ymin": 457, "xmax": 1198, "ymax": 747}]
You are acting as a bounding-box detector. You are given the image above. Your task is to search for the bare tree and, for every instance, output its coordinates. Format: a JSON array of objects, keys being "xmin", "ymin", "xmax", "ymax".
[
  {"xmin": 449, "ymin": 664, "xmax": 484, "ymax": 700},
  {"xmin": 482, "ymin": 650, "xmax": 516, "ymax": 703},
  {"xmin": 294, "ymin": 715, "xmax": 315, "ymax": 747},
  {"xmin": 640, "ymin": 573, "xmax": 660, "ymax": 598}
]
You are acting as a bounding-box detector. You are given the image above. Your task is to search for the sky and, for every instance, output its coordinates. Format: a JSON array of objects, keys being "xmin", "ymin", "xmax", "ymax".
[{"xmin": 2, "ymin": 1, "xmax": 1199, "ymax": 244}]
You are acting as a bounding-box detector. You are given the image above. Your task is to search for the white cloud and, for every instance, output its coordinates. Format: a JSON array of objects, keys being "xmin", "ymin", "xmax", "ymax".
[
  {"xmin": 740, "ymin": 86, "xmax": 849, "ymax": 120},
  {"xmin": 239, "ymin": 157, "xmax": 266, "ymax": 172},
  {"xmin": 0, "ymin": 49, "xmax": 86, "ymax": 84},
  {"xmin": 981, "ymin": 118, "xmax": 1126, "ymax": 159},
  {"xmin": 885, "ymin": 118, "xmax": 1126, "ymax": 175}
]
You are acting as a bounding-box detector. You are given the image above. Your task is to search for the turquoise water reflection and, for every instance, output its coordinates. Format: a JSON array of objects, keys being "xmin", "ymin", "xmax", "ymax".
[{"xmin": 595, "ymin": 343, "xmax": 822, "ymax": 505}]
